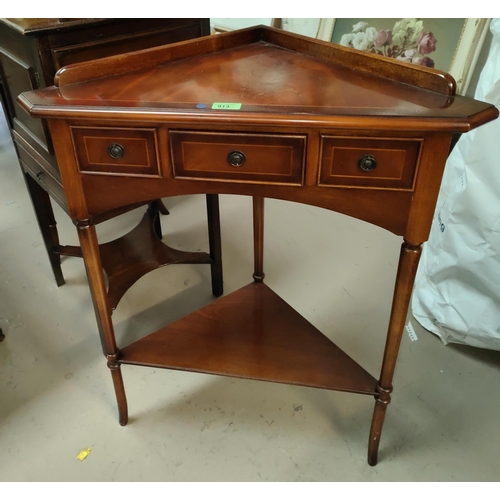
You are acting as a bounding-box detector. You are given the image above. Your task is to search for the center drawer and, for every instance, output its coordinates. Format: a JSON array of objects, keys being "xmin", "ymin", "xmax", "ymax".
[{"xmin": 170, "ymin": 131, "xmax": 306, "ymax": 185}]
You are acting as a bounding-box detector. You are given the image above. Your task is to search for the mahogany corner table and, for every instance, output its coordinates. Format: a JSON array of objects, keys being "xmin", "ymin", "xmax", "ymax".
[{"xmin": 18, "ymin": 26, "xmax": 498, "ymax": 465}]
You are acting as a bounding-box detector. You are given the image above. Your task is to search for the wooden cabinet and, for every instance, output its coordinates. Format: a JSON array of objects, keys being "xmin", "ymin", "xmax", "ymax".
[{"xmin": 0, "ymin": 18, "xmax": 218, "ymax": 290}]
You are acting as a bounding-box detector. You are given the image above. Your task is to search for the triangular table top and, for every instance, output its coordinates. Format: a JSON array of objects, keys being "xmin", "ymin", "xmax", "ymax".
[{"xmin": 19, "ymin": 26, "xmax": 497, "ymax": 132}]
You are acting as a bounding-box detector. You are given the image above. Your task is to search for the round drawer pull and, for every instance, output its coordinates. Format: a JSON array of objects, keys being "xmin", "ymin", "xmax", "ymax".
[
  {"xmin": 227, "ymin": 150, "xmax": 246, "ymax": 167},
  {"xmin": 108, "ymin": 143, "xmax": 125, "ymax": 159},
  {"xmin": 358, "ymin": 154, "xmax": 377, "ymax": 172}
]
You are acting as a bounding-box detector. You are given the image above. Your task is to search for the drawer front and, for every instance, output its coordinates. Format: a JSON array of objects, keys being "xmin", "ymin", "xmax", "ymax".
[
  {"xmin": 170, "ymin": 131, "xmax": 306, "ymax": 185},
  {"xmin": 319, "ymin": 136, "xmax": 421, "ymax": 189},
  {"xmin": 12, "ymin": 124, "xmax": 60, "ymax": 179},
  {"xmin": 18, "ymin": 144, "xmax": 67, "ymax": 210},
  {"xmin": 71, "ymin": 127, "xmax": 161, "ymax": 177}
]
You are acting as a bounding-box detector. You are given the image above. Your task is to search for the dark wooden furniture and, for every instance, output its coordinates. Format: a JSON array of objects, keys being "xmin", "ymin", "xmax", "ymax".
[
  {"xmin": 19, "ymin": 26, "xmax": 498, "ymax": 465},
  {"xmin": 0, "ymin": 18, "xmax": 222, "ymax": 304}
]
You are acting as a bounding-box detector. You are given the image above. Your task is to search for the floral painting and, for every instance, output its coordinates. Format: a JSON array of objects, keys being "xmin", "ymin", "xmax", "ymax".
[
  {"xmin": 332, "ymin": 18, "xmax": 466, "ymax": 72},
  {"xmin": 340, "ymin": 18, "xmax": 437, "ymax": 67}
]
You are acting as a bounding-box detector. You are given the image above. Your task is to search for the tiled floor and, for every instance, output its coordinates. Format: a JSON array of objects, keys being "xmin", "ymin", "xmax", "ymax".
[{"xmin": 1, "ymin": 110, "xmax": 499, "ymax": 481}]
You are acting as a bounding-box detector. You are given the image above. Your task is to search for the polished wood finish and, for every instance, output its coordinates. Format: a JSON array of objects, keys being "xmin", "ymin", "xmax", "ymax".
[
  {"xmin": 319, "ymin": 136, "xmax": 421, "ymax": 190},
  {"xmin": 252, "ymin": 197, "xmax": 265, "ymax": 282},
  {"xmin": 21, "ymin": 27, "xmax": 496, "ymax": 131},
  {"xmin": 0, "ymin": 18, "xmax": 213, "ymax": 288},
  {"xmin": 19, "ymin": 26, "xmax": 498, "ymax": 466},
  {"xmin": 368, "ymin": 241, "xmax": 422, "ymax": 465},
  {"xmin": 52, "ymin": 25, "xmax": 456, "ymax": 96},
  {"xmin": 121, "ymin": 282, "xmax": 379, "ymax": 395},
  {"xmin": 80, "ymin": 160, "xmax": 414, "ymax": 236},
  {"xmin": 72, "ymin": 126, "xmax": 161, "ymax": 177},
  {"xmin": 171, "ymin": 130, "xmax": 305, "ymax": 185},
  {"xmin": 98, "ymin": 209, "xmax": 213, "ymax": 311}
]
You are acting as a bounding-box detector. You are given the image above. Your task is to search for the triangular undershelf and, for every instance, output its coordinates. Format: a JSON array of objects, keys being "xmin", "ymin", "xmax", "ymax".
[{"xmin": 120, "ymin": 282, "xmax": 378, "ymax": 395}]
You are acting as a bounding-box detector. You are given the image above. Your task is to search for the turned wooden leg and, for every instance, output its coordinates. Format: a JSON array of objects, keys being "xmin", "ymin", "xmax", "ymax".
[
  {"xmin": 368, "ymin": 240, "xmax": 422, "ymax": 466},
  {"xmin": 107, "ymin": 354, "xmax": 128, "ymax": 426},
  {"xmin": 253, "ymin": 197, "xmax": 265, "ymax": 282},
  {"xmin": 24, "ymin": 173, "xmax": 65, "ymax": 286},
  {"xmin": 206, "ymin": 194, "xmax": 223, "ymax": 297},
  {"xmin": 76, "ymin": 217, "xmax": 128, "ymax": 426}
]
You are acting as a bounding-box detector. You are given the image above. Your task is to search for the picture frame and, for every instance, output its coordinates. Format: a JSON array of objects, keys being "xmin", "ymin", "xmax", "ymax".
[
  {"xmin": 323, "ymin": 18, "xmax": 491, "ymax": 95},
  {"xmin": 210, "ymin": 18, "xmax": 279, "ymax": 35},
  {"xmin": 211, "ymin": 19, "xmax": 334, "ymax": 40}
]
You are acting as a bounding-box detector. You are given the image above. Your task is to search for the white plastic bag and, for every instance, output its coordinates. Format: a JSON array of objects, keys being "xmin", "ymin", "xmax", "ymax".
[{"xmin": 411, "ymin": 19, "xmax": 500, "ymax": 351}]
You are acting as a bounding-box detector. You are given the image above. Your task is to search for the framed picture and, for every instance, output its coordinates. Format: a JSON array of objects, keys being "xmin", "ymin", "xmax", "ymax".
[
  {"xmin": 323, "ymin": 18, "xmax": 491, "ymax": 95},
  {"xmin": 279, "ymin": 19, "xmax": 335, "ymax": 40},
  {"xmin": 210, "ymin": 19, "xmax": 336, "ymax": 40},
  {"xmin": 210, "ymin": 18, "xmax": 279, "ymax": 35}
]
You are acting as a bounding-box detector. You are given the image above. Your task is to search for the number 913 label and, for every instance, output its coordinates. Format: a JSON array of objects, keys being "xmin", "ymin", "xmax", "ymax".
[{"xmin": 211, "ymin": 102, "xmax": 242, "ymax": 110}]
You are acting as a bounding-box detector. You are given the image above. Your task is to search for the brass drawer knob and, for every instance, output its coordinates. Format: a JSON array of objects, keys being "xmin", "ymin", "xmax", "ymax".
[
  {"xmin": 227, "ymin": 150, "xmax": 246, "ymax": 167},
  {"xmin": 108, "ymin": 143, "xmax": 125, "ymax": 159},
  {"xmin": 358, "ymin": 154, "xmax": 377, "ymax": 172}
]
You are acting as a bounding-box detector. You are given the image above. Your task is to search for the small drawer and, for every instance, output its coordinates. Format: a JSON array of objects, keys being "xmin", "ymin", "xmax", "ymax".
[
  {"xmin": 170, "ymin": 131, "xmax": 306, "ymax": 185},
  {"xmin": 71, "ymin": 127, "xmax": 160, "ymax": 177},
  {"xmin": 319, "ymin": 136, "xmax": 421, "ymax": 190},
  {"xmin": 19, "ymin": 151, "xmax": 68, "ymax": 210}
]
